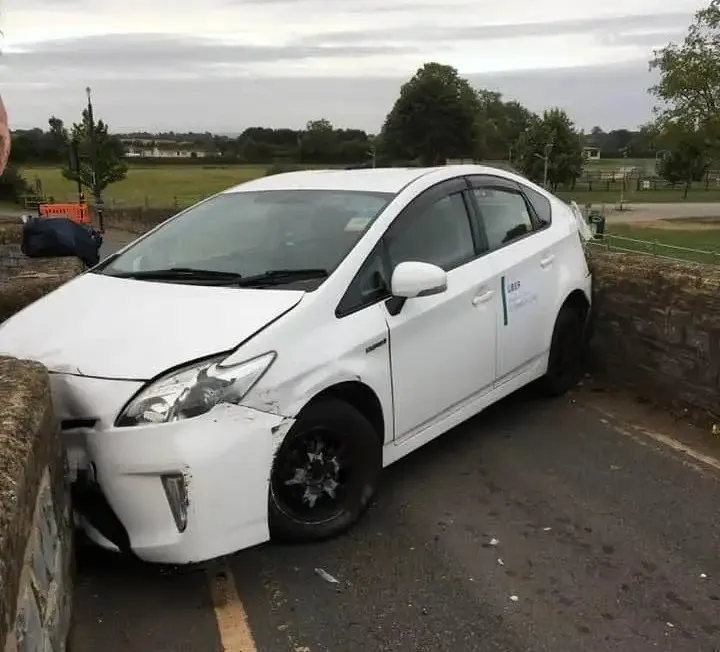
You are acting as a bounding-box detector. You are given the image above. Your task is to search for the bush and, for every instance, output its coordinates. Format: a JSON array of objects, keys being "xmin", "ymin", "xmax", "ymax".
[{"xmin": 0, "ymin": 165, "xmax": 32, "ymax": 203}]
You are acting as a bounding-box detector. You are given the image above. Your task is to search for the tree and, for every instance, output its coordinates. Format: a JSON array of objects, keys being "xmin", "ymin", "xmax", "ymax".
[
  {"xmin": 656, "ymin": 121, "xmax": 710, "ymax": 198},
  {"xmin": 514, "ymin": 108, "xmax": 584, "ymax": 190},
  {"xmin": 0, "ymin": 164, "xmax": 32, "ymax": 203},
  {"xmin": 62, "ymin": 108, "xmax": 127, "ymax": 201},
  {"xmin": 650, "ymin": 0, "xmax": 720, "ymax": 158},
  {"xmin": 299, "ymin": 119, "xmax": 338, "ymax": 163},
  {"xmin": 47, "ymin": 117, "xmax": 68, "ymax": 160},
  {"xmin": 380, "ymin": 62, "xmax": 482, "ymax": 165},
  {"xmin": 472, "ymin": 91, "xmax": 536, "ymax": 161}
]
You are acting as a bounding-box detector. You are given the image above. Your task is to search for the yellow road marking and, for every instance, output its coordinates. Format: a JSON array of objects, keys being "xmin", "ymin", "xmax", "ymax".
[
  {"xmin": 592, "ymin": 406, "xmax": 720, "ymax": 476},
  {"xmin": 208, "ymin": 562, "xmax": 257, "ymax": 652}
]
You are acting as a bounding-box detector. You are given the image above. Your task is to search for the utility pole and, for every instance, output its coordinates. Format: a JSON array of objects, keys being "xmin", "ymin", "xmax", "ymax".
[
  {"xmin": 69, "ymin": 138, "xmax": 83, "ymax": 204},
  {"xmin": 86, "ymin": 86, "xmax": 104, "ymax": 232}
]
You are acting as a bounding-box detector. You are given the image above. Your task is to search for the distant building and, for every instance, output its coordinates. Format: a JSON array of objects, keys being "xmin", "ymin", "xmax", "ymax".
[
  {"xmin": 124, "ymin": 145, "xmax": 208, "ymax": 159},
  {"xmin": 583, "ymin": 147, "xmax": 601, "ymax": 161}
]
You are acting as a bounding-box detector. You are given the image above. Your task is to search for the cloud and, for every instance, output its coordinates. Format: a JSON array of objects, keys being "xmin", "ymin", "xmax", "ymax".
[
  {"xmin": 3, "ymin": 60, "xmax": 659, "ymax": 134},
  {"xmin": 4, "ymin": 33, "xmax": 417, "ymax": 74},
  {"xmin": 297, "ymin": 11, "xmax": 690, "ymax": 45},
  {"xmin": 2, "ymin": 1, "xmax": 689, "ymax": 133}
]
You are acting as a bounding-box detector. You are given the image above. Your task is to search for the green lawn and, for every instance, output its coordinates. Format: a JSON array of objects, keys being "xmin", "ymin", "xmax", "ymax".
[
  {"xmin": 16, "ymin": 163, "xmax": 720, "ymax": 210},
  {"xmin": 597, "ymin": 221, "xmax": 720, "ymax": 264},
  {"xmin": 20, "ymin": 164, "xmax": 268, "ymax": 208}
]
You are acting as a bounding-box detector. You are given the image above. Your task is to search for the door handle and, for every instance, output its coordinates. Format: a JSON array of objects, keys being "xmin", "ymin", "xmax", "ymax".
[
  {"xmin": 540, "ymin": 254, "xmax": 555, "ymax": 268},
  {"xmin": 472, "ymin": 289, "xmax": 494, "ymax": 305}
]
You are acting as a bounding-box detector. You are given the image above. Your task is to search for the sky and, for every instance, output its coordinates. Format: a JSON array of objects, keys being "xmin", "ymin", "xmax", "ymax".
[{"xmin": 0, "ymin": 0, "xmax": 706, "ymax": 134}]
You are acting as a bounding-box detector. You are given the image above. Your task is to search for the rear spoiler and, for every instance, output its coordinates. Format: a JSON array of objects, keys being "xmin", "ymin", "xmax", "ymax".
[{"xmin": 569, "ymin": 200, "xmax": 594, "ymax": 242}]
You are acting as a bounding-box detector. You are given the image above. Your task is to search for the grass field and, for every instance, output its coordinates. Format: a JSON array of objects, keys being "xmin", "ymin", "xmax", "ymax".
[
  {"xmin": 17, "ymin": 163, "xmax": 720, "ymax": 209},
  {"xmin": 21, "ymin": 165, "xmax": 268, "ymax": 207},
  {"xmin": 601, "ymin": 219, "xmax": 720, "ymax": 264}
]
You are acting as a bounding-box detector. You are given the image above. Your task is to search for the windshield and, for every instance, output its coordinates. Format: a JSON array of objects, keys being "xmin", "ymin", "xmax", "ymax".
[{"xmin": 98, "ymin": 189, "xmax": 394, "ymax": 288}]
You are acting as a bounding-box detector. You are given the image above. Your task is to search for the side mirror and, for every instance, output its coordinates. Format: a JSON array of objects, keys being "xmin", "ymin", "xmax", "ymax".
[{"xmin": 391, "ymin": 261, "xmax": 447, "ymax": 299}]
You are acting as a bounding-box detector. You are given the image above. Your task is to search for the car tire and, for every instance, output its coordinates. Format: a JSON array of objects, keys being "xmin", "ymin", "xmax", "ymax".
[
  {"xmin": 268, "ymin": 398, "xmax": 381, "ymax": 543},
  {"xmin": 537, "ymin": 304, "xmax": 587, "ymax": 397}
]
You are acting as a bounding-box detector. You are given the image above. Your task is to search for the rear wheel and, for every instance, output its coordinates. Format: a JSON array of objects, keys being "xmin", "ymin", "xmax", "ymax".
[
  {"xmin": 268, "ymin": 398, "xmax": 381, "ymax": 542},
  {"xmin": 537, "ymin": 304, "xmax": 587, "ymax": 396}
]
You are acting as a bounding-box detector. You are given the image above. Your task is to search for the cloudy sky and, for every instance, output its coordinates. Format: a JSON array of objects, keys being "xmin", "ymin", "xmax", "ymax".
[{"xmin": 0, "ymin": 0, "xmax": 704, "ymax": 134}]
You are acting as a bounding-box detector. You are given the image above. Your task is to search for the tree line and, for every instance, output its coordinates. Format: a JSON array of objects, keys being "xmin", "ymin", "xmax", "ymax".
[
  {"xmin": 8, "ymin": 115, "xmax": 654, "ymax": 168},
  {"xmin": 3, "ymin": 0, "xmax": 719, "ymax": 202}
]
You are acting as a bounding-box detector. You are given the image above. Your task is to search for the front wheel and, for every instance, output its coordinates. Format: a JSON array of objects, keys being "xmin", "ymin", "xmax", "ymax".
[
  {"xmin": 268, "ymin": 398, "xmax": 381, "ymax": 542},
  {"xmin": 537, "ymin": 304, "xmax": 587, "ymax": 397}
]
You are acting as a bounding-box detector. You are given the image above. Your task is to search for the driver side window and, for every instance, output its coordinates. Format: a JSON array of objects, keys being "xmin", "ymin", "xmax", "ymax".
[{"xmin": 385, "ymin": 192, "xmax": 476, "ymax": 272}]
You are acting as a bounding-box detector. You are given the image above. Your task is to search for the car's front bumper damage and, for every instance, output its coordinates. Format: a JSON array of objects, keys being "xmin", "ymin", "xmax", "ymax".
[{"xmin": 52, "ymin": 371, "xmax": 294, "ymax": 564}]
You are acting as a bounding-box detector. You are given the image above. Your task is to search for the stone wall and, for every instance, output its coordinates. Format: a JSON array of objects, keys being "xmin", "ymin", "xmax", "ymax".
[
  {"xmin": 0, "ymin": 357, "xmax": 74, "ymax": 652},
  {"xmin": 0, "ymin": 225, "xmax": 81, "ymax": 652},
  {"xmin": 588, "ymin": 250, "xmax": 720, "ymax": 426},
  {"xmin": 102, "ymin": 206, "xmax": 176, "ymax": 234},
  {"xmin": 0, "ymin": 244, "xmax": 27, "ymax": 278}
]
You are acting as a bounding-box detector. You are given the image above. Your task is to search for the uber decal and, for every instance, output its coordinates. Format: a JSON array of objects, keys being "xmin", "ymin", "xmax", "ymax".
[{"xmin": 501, "ymin": 276, "xmax": 538, "ymax": 325}]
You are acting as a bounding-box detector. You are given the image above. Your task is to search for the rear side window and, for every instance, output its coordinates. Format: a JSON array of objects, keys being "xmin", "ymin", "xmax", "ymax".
[
  {"xmin": 472, "ymin": 187, "xmax": 533, "ymax": 250},
  {"xmin": 522, "ymin": 185, "xmax": 552, "ymax": 227}
]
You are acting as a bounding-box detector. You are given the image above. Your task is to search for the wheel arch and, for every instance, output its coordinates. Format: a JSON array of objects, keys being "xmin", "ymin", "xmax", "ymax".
[
  {"xmin": 298, "ymin": 380, "xmax": 386, "ymax": 446},
  {"xmin": 559, "ymin": 287, "xmax": 590, "ymax": 322}
]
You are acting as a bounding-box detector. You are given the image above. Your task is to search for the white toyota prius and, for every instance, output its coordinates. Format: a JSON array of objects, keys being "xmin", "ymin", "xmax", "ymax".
[{"xmin": 0, "ymin": 165, "xmax": 593, "ymax": 564}]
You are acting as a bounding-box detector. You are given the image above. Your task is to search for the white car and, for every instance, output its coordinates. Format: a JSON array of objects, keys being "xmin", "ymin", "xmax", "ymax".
[{"xmin": 0, "ymin": 165, "xmax": 593, "ymax": 564}]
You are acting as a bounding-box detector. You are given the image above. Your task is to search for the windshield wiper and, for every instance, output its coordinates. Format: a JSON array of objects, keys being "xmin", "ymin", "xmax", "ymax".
[
  {"xmin": 108, "ymin": 267, "xmax": 244, "ymax": 282},
  {"xmin": 234, "ymin": 268, "xmax": 328, "ymax": 287}
]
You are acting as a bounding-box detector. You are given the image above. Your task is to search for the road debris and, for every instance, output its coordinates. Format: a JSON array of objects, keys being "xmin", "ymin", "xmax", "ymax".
[
  {"xmin": 498, "ymin": 558, "xmax": 505, "ymax": 566},
  {"xmin": 700, "ymin": 573, "xmax": 707, "ymax": 579},
  {"xmin": 510, "ymin": 595, "xmax": 519, "ymax": 602},
  {"xmin": 489, "ymin": 537, "xmax": 500, "ymax": 546},
  {"xmin": 314, "ymin": 568, "xmax": 340, "ymax": 584},
  {"xmin": 542, "ymin": 527, "xmax": 552, "ymax": 531}
]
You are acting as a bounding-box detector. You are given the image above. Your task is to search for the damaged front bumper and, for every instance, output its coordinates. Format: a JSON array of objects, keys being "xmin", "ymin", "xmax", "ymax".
[{"xmin": 52, "ymin": 372, "xmax": 294, "ymax": 564}]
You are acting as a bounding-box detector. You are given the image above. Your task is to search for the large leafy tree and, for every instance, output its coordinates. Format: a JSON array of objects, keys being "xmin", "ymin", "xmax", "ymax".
[
  {"xmin": 648, "ymin": 0, "xmax": 720, "ymax": 196},
  {"xmin": 650, "ymin": 0, "xmax": 720, "ymax": 157},
  {"xmin": 514, "ymin": 108, "xmax": 584, "ymax": 189},
  {"xmin": 380, "ymin": 62, "xmax": 482, "ymax": 165},
  {"xmin": 62, "ymin": 108, "xmax": 127, "ymax": 201},
  {"xmin": 474, "ymin": 91, "xmax": 535, "ymax": 161}
]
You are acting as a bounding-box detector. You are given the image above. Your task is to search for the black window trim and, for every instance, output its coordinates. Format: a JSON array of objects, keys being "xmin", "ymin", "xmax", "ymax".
[
  {"xmin": 335, "ymin": 177, "xmax": 482, "ymax": 319},
  {"xmin": 516, "ymin": 180, "xmax": 553, "ymax": 230},
  {"xmin": 464, "ymin": 174, "xmax": 545, "ymax": 253}
]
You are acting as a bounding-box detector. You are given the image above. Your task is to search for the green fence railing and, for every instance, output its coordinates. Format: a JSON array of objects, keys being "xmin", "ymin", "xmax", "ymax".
[{"xmin": 587, "ymin": 234, "xmax": 720, "ymax": 265}]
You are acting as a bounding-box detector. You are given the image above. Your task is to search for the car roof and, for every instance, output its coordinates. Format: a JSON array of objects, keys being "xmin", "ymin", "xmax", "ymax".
[{"xmin": 222, "ymin": 165, "xmax": 519, "ymax": 195}]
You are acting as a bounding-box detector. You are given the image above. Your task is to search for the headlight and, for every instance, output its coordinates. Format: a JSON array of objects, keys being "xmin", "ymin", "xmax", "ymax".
[{"xmin": 115, "ymin": 352, "xmax": 276, "ymax": 427}]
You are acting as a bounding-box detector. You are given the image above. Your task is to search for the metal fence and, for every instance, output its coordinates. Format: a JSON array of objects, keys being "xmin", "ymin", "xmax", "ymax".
[{"xmin": 587, "ymin": 234, "xmax": 720, "ymax": 265}]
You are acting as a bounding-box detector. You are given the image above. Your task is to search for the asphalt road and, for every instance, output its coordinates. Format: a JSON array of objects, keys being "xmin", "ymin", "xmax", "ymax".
[{"xmin": 70, "ymin": 387, "xmax": 720, "ymax": 652}]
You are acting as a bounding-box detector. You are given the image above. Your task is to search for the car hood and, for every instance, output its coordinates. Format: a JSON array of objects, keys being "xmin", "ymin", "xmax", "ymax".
[{"xmin": 0, "ymin": 272, "xmax": 305, "ymax": 380}]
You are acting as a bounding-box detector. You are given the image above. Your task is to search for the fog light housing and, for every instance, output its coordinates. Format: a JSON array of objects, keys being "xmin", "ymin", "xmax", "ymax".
[{"xmin": 161, "ymin": 473, "xmax": 188, "ymax": 533}]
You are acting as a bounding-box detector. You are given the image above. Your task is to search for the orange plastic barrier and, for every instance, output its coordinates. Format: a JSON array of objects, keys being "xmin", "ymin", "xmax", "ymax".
[{"xmin": 38, "ymin": 203, "xmax": 91, "ymax": 225}]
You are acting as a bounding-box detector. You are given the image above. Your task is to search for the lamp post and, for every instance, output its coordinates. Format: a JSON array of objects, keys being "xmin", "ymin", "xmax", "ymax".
[{"xmin": 534, "ymin": 143, "xmax": 553, "ymax": 189}]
